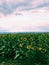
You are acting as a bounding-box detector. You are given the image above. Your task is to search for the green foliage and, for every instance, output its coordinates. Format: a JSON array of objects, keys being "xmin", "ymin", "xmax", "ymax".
[{"xmin": 0, "ymin": 33, "xmax": 49, "ymax": 65}]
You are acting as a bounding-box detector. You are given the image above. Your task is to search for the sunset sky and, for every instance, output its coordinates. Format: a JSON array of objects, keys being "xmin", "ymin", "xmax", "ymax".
[{"xmin": 0, "ymin": 0, "xmax": 49, "ymax": 32}]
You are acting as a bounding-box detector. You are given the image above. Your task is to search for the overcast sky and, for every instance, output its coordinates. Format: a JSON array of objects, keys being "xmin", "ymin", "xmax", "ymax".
[{"xmin": 0, "ymin": 0, "xmax": 49, "ymax": 32}]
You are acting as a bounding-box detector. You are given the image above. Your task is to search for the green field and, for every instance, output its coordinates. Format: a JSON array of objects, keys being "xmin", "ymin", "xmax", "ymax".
[{"xmin": 0, "ymin": 33, "xmax": 49, "ymax": 65}]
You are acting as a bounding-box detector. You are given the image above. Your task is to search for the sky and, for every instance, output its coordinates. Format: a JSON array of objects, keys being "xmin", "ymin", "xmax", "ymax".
[{"xmin": 0, "ymin": 0, "xmax": 49, "ymax": 32}]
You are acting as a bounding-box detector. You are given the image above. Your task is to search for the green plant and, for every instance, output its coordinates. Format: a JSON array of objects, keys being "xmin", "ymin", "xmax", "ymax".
[{"xmin": 0, "ymin": 33, "xmax": 49, "ymax": 65}]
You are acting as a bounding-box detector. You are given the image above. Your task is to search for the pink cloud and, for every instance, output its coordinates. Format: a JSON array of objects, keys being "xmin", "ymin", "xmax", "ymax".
[
  {"xmin": 0, "ymin": 12, "xmax": 13, "ymax": 18},
  {"xmin": 0, "ymin": 0, "xmax": 4, "ymax": 5},
  {"xmin": 39, "ymin": 21, "xmax": 49, "ymax": 26},
  {"xmin": 0, "ymin": 0, "xmax": 49, "ymax": 16},
  {"xmin": 3, "ymin": 0, "xmax": 25, "ymax": 4},
  {"xmin": 44, "ymin": 7, "xmax": 49, "ymax": 10},
  {"xmin": 0, "ymin": 11, "xmax": 49, "ymax": 32},
  {"xmin": 0, "ymin": 0, "xmax": 49, "ymax": 8},
  {"xmin": 0, "ymin": 0, "xmax": 49, "ymax": 18},
  {"xmin": 31, "ymin": 0, "xmax": 44, "ymax": 7},
  {"xmin": 31, "ymin": 0, "xmax": 49, "ymax": 8},
  {"xmin": 0, "ymin": 13, "xmax": 5, "ymax": 18}
]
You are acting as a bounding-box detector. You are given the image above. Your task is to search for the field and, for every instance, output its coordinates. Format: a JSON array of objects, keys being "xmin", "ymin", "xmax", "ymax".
[{"xmin": 0, "ymin": 33, "xmax": 49, "ymax": 65}]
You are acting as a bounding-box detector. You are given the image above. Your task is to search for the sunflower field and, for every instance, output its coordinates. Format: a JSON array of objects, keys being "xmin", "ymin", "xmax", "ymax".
[{"xmin": 0, "ymin": 33, "xmax": 49, "ymax": 65}]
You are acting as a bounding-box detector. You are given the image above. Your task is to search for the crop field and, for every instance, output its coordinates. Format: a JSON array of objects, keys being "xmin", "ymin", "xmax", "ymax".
[{"xmin": 0, "ymin": 33, "xmax": 49, "ymax": 65}]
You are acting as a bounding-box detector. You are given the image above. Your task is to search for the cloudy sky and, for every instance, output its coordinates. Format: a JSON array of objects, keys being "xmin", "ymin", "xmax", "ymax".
[{"xmin": 0, "ymin": 0, "xmax": 49, "ymax": 32}]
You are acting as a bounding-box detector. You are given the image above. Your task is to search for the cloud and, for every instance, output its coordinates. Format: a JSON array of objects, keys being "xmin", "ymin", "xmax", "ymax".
[
  {"xmin": 0, "ymin": 11, "xmax": 49, "ymax": 32},
  {"xmin": 0, "ymin": 0, "xmax": 49, "ymax": 32},
  {"xmin": 31, "ymin": 0, "xmax": 49, "ymax": 8},
  {"xmin": 0, "ymin": 0, "xmax": 49, "ymax": 15},
  {"xmin": 36, "ymin": 26, "xmax": 49, "ymax": 32}
]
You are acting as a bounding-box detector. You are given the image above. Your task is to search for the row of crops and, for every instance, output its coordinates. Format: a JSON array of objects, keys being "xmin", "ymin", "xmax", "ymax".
[{"xmin": 0, "ymin": 33, "xmax": 49, "ymax": 65}]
